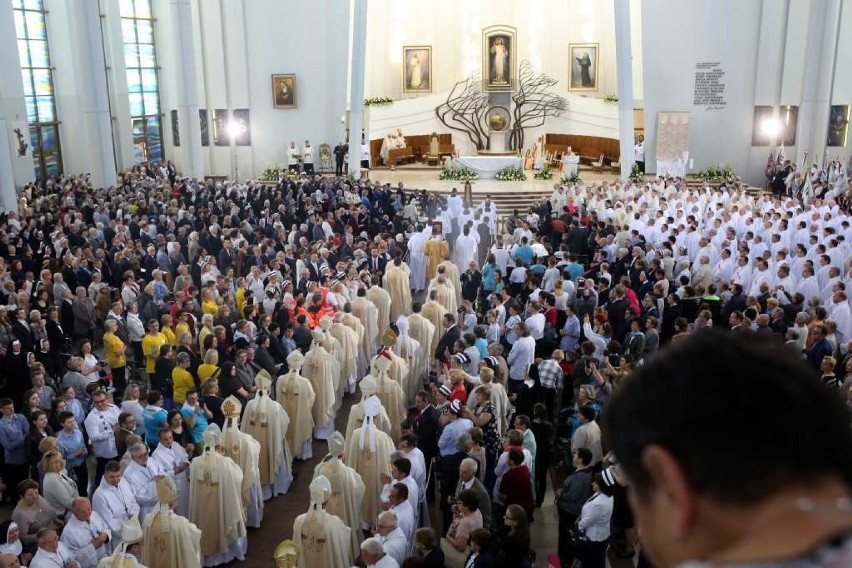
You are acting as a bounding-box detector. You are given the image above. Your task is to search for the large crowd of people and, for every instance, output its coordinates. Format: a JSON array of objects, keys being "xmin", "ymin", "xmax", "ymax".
[{"xmin": 0, "ymin": 156, "xmax": 851, "ymax": 568}]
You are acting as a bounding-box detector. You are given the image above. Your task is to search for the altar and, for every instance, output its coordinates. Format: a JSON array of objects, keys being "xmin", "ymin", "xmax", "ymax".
[{"xmin": 452, "ymin": 156, "xmax": 523, "ymax": 179}]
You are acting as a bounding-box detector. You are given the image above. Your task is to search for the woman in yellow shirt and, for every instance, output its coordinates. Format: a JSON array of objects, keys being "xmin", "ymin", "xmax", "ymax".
[
  {"xmin": 103, "ymin": 319, "xmax": 128, "ymax": 391},
  {"xmin": 174, "ymin": 310, "xmax": 192, "ymax": 343},
  {"xmin": 197, "ymin": 349, "xmax": 220, "ymax": 383},
  {"xmin": 160, "ymin": 314, "xmax": 178, "ymax": 346},
  {"xmin": 171, "ymin": 351, "xmax": 196, "ymax": 404},
  {"xmin": 201, "ymin": 288, "xmax": 219, "ymax": 318}
]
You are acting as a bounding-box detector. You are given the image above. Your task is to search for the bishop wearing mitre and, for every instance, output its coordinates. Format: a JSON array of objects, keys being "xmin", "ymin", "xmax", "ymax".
[
  {"xmin": 344, "ymin": 374, "xmax": 392, "ymax": 442},
  {"xmin": 406, "ymin": 305, "xmax": 436, "ymax": 377},
  {"xmin": 275, "ymin": 350, "xmax": 315, "ymax": 461},
  {"xmin": 292, "ymin": 476, "xmax": 352, "ymax": 568},
  {"xmin": 437, "ymin": 259, "xmax": 463, "ymax": 307},
  {"xmin": 428, "ymin": 268, "xmax": 458, "ymax": 314},
  {"xmin": 142, "ymin": 476, "xmax": 201, "ymax": 568},
  {"xmin": 394, "ymin": 316, "xmax": 425, "ymax": 406},
  {"xmin": 189, "ymin": 424, "xmax": 247, "ymax": 567},
  {"xmin": 341, "ymin": 305, "xmax": 368, "ymax": 380},
  {"xmin": 423, "ymin": 229, "xmax": 449, "ymax": 281},
  {"xmin": 313, "ymin": 432, "xmax": 365, "ymax": 560},
  {"xmin": 421, "ymin": 290, "xmax": 449, "ymax": 357},
  {"xmin": 316, "ymin": 317, "xmax": 345, "ymax": 405},
  {"xmin": 328, "ymin": 312, "xmax": 359, "ymax": 393},
  {"xmin": 303, "ymin": 328, "xmax": 339, "ymax": 440},
  {"xmin": 241, "ymin": 370, "xmax": 293, "ymax": 499},
  {"xmin": 220, "ymin": 396, "xmax": 264, "ymax": 528},
  {"xmin": 344, "ymin": 397, "xmax": 395, "ymax": 530},
  {"xmin": 98, "ymin": 516, "xmax": 146, "ymax": 568},
  {"xmin": 382, "ymin": 255, "xmax": 413, "ymax": 323}
]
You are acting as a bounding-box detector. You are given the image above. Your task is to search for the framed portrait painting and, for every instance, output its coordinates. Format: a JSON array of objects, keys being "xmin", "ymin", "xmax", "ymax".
[
  {"xmin": 271, "ymin": 74, "xmax": 297, "ymax": 109},
  {"xmin": 482, "ymin": 25, "xmax": 516, "ymax": 92},
  {"xmin": 569, "ymin": 43, "xmax": 599, "ymax": 92},
  {"xmin": 751, "ymin": 105, "xmax": 774, "ymax": 146},
  {"xmin": 827, "ymin": 105, "xmax": 850, "ymax": 147},
  {"xmin": 402, "ymin": 46, "xmax": 432, "ymax": 93}
]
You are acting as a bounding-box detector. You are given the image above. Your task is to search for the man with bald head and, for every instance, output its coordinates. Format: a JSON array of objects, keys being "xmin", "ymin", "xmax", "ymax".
[
  {"xmin": 456, "ymin": 457, "xmax": 492, "ymax": 528},
  {"xmin": 59, "ymin": 497, "xmax": 112, "ymax": 568},
  {"xmin": 0, "ymin": 553, "xmax": 19, "ymax": 568}
]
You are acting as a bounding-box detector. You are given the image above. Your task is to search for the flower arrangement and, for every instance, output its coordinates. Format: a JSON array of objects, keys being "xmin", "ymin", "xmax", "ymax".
[
  {"xmin": 628, "ymin": 162, "xmax": 644, "ymax": 182},
  {"xmin": 696, "ymin": 163, "xmax": 738, "ymax": 183},
  {"xmin": 259, "ymin": 164, "xmax": 283, "ymax": 181},
  {"xmin": 495, "ymin": 166, "xmax": 527, "ymax": 181},
  {"xmin": 534, "ymin": 163, "xmax": 554, "ymax": 180},
  {"xmin": 604, "ymin": 94, "xmax": 619, "ymax": 104},
  {"xmin": 439, "ymin": 163, "xmax": 479, "ymax": 181},
  {"xmin": 560, "ymin": 171, "xmax": 583, "ymax": 185},
  {"xmin": 364, "ymin": 97, "xmax": 394, "ymax": 106}
]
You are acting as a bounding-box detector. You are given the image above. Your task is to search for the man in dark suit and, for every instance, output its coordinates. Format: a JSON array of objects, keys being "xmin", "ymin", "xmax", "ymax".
[
  {"xmin": 291, "ymin": 315, "xmax": 314, "ymax": 354},
  {"xmin": 435, "ymin": 313, "xmax": 461, "ymax": 363},
  {"xmin": 412, "ymin": 390, "xmax": 439, "ymax": 501},
  {"xmin": 12, "ymin": 309, "xmax": 34, "ymax": 352},
  {"xmin": 455, "ymin": 457, "xmax": 492, "ymax": 529},
  {"xmin": 217, "ymin": 238, "xmax": 234, "ymax": 272},
  {"xmin": 368, "ymin": 247, "xmax": 387, "ymax": 276},
  {"xmin": 606, "ymin": 285, "xmax": 631, "ymax": 341}
]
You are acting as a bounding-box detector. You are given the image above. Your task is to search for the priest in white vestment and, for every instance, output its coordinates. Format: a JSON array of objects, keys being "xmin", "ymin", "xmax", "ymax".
[
  {"xmin": 142, "ymin": 476, "xmax": 201, "ymax": 568},
  {"xmin": 241, "ymin": 370, "xmax": 292, "ymax": 499},
  {"xmin": 29, "ymin": 528, "xmax": 78, "ymax": 568},
  {"xmin": 368, "ymin": 282, "xmax": 393, "ymax": 342},
  {"xmin": 313, "ymin": 432, "xmax": 366, "ymax": 560},
  {"xmin": 219, "ymin": 397, "xmax": 264, "ymax": 528},
  {"xmin": 329, "ymin": 313, "xmax": 359, "ymax": 392},
  {"xmin": 317, "ymin": 317, "xmax": 345, "ymax": 404},
  {"xmin": 394, "ymin": 316, "xmax": 426, "ymax": 405},
  {"xmin": 345, "ymin": 375, "xmax": 393, "ymax": 442},
  {"xmin": 352, "ymin": 288, "xmax": 380, "ymax": 356},
  {"xmin": 97, "ymin": 515, "xmax": 146, "ymax": 568},
  {"xmin": 189, "ymin": 425, "xmax": 247, "ymax": 567},
  {"xmin": 92, "ymin": 462, "xmax": 140, "ymax": 544},
  {"xmin": 122, "ymin": 444, "xmax": 158, "ymax": 522},
  {"xmin": 371, "ymin": 351, "xmax": 407, "ymax": 443},
  {"xmin": 148, "ymin": 430, "xmax": 190, "ymax": 518},
  {"xmin": 345, "ymin": 398, "xmax": 395, "ymax": 530},
  {"xmin": 454, "ymin": 225, "xmax": 479, "ymax": 270},
  {"xmin": 428, "ymin": 274, "xmax": 458, "ymax": 315},
  {"xmin": 292, "ymin": 476, "xmax": 353, "ymax": 568},
  {"xmin": 60, "ymin": 498, "xmax": 113, "ymax": 568},
  {"xmin": 276, "ymin": 350, "xmax": 316, "ymax": 460},
  {"xmin": 383, "ymin": 258, "xmax": 413, "ymax": 324},
  {"xmin": 303, "ymin": 329, "xmax": 339, "ymax": 439},
  {"xmin": 407, "ymin": 228, "xmax": 429, "ymax": 292}
]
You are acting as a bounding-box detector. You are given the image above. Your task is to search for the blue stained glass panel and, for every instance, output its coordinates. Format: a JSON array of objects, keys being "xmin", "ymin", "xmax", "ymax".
[
  {"xmin": 121, "ymin": 19, "xmax": 137, "ymax": 43},
  {"xmin": 32, "ymin": 69, "xmax": 51, "ymax": 96},
  {"xmin": 126, "ymin": 69, "xmax": 142, "ymax": 93},
  {"xmin": 138, "ymin": 44, "xmax": 155, "ymax": 67},
  {"xmin": 25, "ymin": 97, "xmax": 37, "ymax": 122},
  {"xmin": 35, "ymin": 97, "xmax": 54, "ymax": 121},
  {"xmin": 143, "ymin": 92, "xmax": 159, "ymax": 115},
  {"xmin": 147, "ymin": 117, "xmax": 162, "ymax": 162},
  {"xmin": 124, "ymin": 44, "xmax": 139, "ymax": 68},
  {"xmin": 28, "ymin": 40, "xmax": 49, "ymax": 67},
  {"xmin": 140, "ymin": 68, "xmax": 158, "ymax": 89},
  {"xmin": 18, "ymin": 40, "xmax": 30, "ymax": 67},
  {"xmin": 40, "ymin": 126, "xmax": 56, "ymax": 152},
  {"xmin": 24, "ymin": 11, "xmax": 45, "ymax": 39},
  {"xmin": 136, "ymin": 20, "xmax": 153, "ymax": 44},
  {"xmin": 44, "ymin": 152, "xmax": 60, "ymax": 176},
  {"xmin": 14, "ymin": 11, "xmax": 26, "ymax": 39},
  {"xmin": 129, "ymin": 93, "xmax": 144, "ymax": 116}
]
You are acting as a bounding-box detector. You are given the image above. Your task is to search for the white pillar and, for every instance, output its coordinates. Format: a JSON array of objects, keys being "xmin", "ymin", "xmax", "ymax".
[
  {"xmin": 797, "ymin": 0, "xmax": 842, "ymax": 168},
  {"xmin": 613, "ymin": 0, "xmax": 634, "ymax": 179},
  {"xmin": 0, "ymin": 0, "xmax": 35, "ymax": 200},
  {"xmin": 73, "ymin": 0, "xmax": 116, "ymax": 189},
  {"xmin": 170, "ymin": 0, "xmax": 203, "ymax": 178},
  {"xmin": 347, "ymin": 0, "xmax": 368, "ymax": 177}
]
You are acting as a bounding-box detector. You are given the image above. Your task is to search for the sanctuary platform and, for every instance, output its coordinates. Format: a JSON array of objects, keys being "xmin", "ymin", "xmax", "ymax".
[{"xmin": 452, "ymin": 155, "xmax": 524, "ymax": 178}]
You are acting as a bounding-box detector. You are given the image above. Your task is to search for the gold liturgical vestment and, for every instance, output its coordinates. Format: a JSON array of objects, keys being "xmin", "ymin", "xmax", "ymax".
[{"xmin": 424, "ymin": 238, "xmax": 449, "ymax": 281}]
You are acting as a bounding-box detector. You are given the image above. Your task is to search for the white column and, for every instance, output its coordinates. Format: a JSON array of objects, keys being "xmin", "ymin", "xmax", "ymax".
[
  {"xmin": 797, "ymin": 0, "xmax": 842, "ymax": 168},
  {"xmin": 170, "ymin": 0, "xmax": 203, "ymax": 178},
  {"xmin": 347, "ymin": 0, "xmax": 368, "ymax": 177},
  {"xmin": 613, "ymin": 0, "xmax": 634, "ymax": 179},
  {"xmin": 73, "ymin": 0, "xmax": 116, "ymax": 188},
  {"xmin": 0, "ymin": 0, "xmax": 34, "ymax": 204}
]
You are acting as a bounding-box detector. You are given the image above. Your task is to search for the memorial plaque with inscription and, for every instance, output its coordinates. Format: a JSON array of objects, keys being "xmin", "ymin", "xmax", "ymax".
[{"xmin": 694, "ymin": 62, "xmax": 727, "ymax": 111}]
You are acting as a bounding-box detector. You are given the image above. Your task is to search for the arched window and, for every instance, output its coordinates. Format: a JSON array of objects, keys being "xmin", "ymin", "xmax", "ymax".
[
  {"xmin": 120, "ymin": 0, "xmax": 162, "ymax": 163},
  {"xmin": 13, "ymin": 0, "xmax": 62, "ymax": 181}
]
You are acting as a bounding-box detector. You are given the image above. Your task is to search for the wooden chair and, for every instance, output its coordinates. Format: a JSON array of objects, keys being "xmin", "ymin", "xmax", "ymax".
[
  {"xmin": 609, "ymin": 157, "xmax": 621, "ymax": 173},
  {"xmin": 592, "ymin": 154, "xmax": 605, "ymax": 173}
]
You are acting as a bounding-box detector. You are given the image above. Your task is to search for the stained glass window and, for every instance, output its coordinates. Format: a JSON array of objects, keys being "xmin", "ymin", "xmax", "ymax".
[
  {"xmin": 14, "ymin": 0, "xmax": 62, "ymax": 180},
  {"xmin": 120, "ymin": 0, "xmax": 162, "ymax": 163}
]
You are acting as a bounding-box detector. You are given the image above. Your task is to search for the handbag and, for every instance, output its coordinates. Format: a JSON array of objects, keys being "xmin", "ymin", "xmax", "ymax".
[{"xmin": 567, "ymin": 524, "xmax": 590, "ymax": 551}]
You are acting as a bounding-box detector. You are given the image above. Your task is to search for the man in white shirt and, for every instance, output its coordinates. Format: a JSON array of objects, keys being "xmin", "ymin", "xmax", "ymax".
[
  {"xmin": 525, "ymin": 304, "xmax": 545, "ymax": 341},
  {"xmin": 148, "ymin": 429, "xmax": 190, "ymax": 517},
  {"xmin": 360, "ymin": 537, "xmax": 398, "ymax": 568},
  {"xmin": 386, "ymin": 483, "xmax": 415, "ymax": 544},
  {"xmin": 59, "ymin": 498, "xmax": 112, "ymax": 568},
  {"xmin": 30, "ymin": 528, "xmax": 80, "ymax": 568},
  {"xmin": 397, "ymin": 433, "xmax": 426, "ymax": 489},
  {"xmin": 287, "ymin": 141, "xmax": 300, "ymax": 173},
  {"xmin": 121, "ymin": 443, "xmax": 158, "ymax": 521},
  {"xmin": 83, "ymin": 389, "xmax": 121, "ymax": 486},
  {"xmin": 506, "ymin": 323, "xmax": 536, "ymax": 388},
  {"xmin": 91, "ymin": 461, "xmax": 139, "ymax": 544},
  {"xmin": 372, "ymin": 512, "xmax": 407, "ymax": 566}
]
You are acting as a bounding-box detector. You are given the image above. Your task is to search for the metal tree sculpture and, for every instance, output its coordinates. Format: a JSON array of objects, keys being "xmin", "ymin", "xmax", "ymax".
[
  {"xmin": 510, "ymin": 60, "xmax": 569, "ymax": 150},
  {"xmin": 435, "ymin": 73, "xmax": 490, "ymax": 150}
]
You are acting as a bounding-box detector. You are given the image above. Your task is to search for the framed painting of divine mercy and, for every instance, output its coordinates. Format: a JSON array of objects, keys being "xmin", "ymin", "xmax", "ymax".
[
  {"xmin": 403, "ymin": 46, "xmax": 432, "ymax": 93},
  {"xmin": 482, "ymin": 25, "xmax": 516, "ymax": 92}
]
